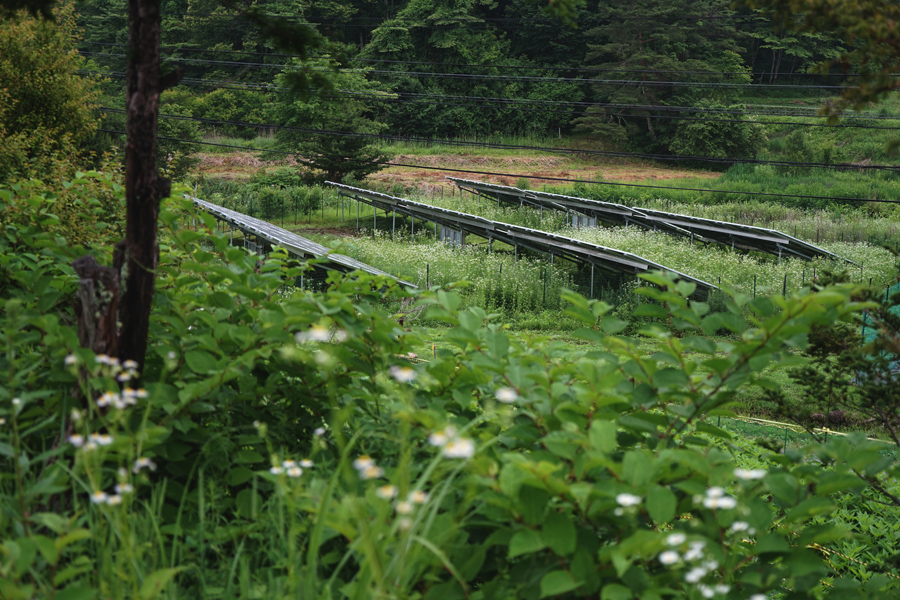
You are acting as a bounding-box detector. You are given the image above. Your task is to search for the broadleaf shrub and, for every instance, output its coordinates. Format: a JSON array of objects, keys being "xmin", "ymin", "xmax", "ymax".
[{"xmin": 1, "ymin": 175, "xmax": 899, "ymax": 598}]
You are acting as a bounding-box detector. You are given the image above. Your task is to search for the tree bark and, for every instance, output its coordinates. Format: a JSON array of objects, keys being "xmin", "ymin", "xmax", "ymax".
[{"xmin": 119, "ymin": 0, "xmax": 167, "ymax": 369}]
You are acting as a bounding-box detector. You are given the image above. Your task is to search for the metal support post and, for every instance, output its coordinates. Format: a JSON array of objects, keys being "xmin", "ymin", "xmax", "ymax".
[{"xmin": 590, "ymin": 264, "xmax": 595, "ymax": 299}]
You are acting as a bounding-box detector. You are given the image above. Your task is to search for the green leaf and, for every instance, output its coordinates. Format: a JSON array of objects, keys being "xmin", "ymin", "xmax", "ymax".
[
  {"xmin": 227, "ymin": 467, "xmax": 254, "ymax": 486},
  {"xmin": 589, "ymin": 420, "xmax": 618, "ymax": 454},
  {"xmin": 508, "ymin": 529, "xmax": 545, "ymax": 558},
  {"xmin": 542, "ymin": 511, "xmax": 576, "ymax": 557},
  {"xmin": 235, "ymin": 489, "xmax": 262, "ymax": 519},
  {"xmin": 139, "ymin": 567, "xmax": 185, "ymax": 600},
  {"xmin": 540, "ymin": 570, "xmax": 581, "ymax": 598},
  {"xmin": 233, "ymin": 449, "xmax": 264, "ymax": 465},
  {"xmin": 54, "ymin": 588, "xmax": 97, "ymax": 600},
  {"xmin": 184, "ymin": 350, "xmax": 216, "ymax": 374},
  {"xmin": 601, "ymin": 583, "xmax": 633, "ymax": 600},
  {"xmin": 645, "ymin": 485, "xmax": 676, "ymax": 525}
]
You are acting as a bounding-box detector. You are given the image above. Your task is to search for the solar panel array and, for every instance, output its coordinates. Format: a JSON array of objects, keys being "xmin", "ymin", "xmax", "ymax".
[
  {"xmin": 448, "ymin": 177, "xmax": 851, "ymax": 263},
  {"xmin": 192, "ymin": 197, "xmax": 417, "ymax": 288},
  {"xmin": 327, "ymin": 182, "xmax": 718, "ymax": 299}
]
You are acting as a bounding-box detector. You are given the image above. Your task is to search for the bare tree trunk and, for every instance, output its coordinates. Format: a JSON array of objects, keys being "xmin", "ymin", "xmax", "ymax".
[{"xmin": 117, "ymin": 0, "xmax": 180, "ymax": 368}]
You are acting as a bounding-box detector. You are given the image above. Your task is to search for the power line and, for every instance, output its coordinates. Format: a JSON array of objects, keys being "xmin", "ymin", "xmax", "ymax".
[
  {"xmin": 98, "ymin": 107, "xmax": 900, "ymax": 172},
  {"xmin": 78, "ymin": 50, "xmax": 859, "ymax": 89},
  {"xmin": 77, "ymin": 41, "xmax": 869, "ymax": 78},
  {"xmin": 85, "ymin": 71, "xmax": 900, "ymax": 128},
  {"xmin": 96, "ymin": 128, "xmax": 900, "ymax": 205}
]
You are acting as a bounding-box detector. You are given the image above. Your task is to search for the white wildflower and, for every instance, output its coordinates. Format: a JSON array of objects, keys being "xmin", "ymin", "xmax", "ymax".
[
  {"xmin": 11, "ymin": 398, "xmax": 21, "ymax": 407},
  {"xmin": 270, "ymin": 466, "xmax": 284, "ymax": 475},
  {"xmin": 299, "ymin": 459, "xmax": 314, "ymax": 468},
  {"xmin": 684, "ymin": 567, "xmax": 707, "ymax": 583},
  {"xmin": 389, "ymin": 365, "xmax": 416, "ymax": 383},
  {"xmin": 115, "ymin": 483, "xmax": 134, "ymax": 494},
  {"xmin": 615, "ymin": 493, "xmax": 642, "ymax": 507},
  {"xmin": 442, "ymin": 437, "xmax": 475, "ymax": 459},
  {"xmin": 750, "ymin": 595, "xmax": 767, "ymax": 600},
  {"xmin": 65, "ymin": 354, "xmax": 79, "ymax": 366},
  {"xmin": 353, "ymin": 455, "xmax": 375, "ymax": 470},
  {"xmin": 376, "ymin": 485, "xmax": 398, "ymax": 499},
  {"xmin": 360, "ymin": 465, "xmax": 384, "ymax": 480},
  {"xmin": 734, "ymin": 468, "xmax": 767, "ymax": 480},
  {"xmin": 495, "ymin": 387, "xmax": 518, "ymax": 403},
  {"xmin": 714, "ymin": 584, "xmax": 730, "ymax": 595},
  {"xmin": 729, "ymin": 521, "xmax": 750, "ymax": 533},
  {"xmin": 286, "ymin": 467, "xmax": 303, "ymax": 477},
  {"xmin": 658, "ymin": 550, "xmax": 679, "ymax": 565},
  {"xmin": 313, "ymin": 427, "xmax": 326, "ymax": 436},
  {"xmin": 68, "ymin": 434, "xmax": 85, "ymax": 448},
  {"xmin": 698, "ymin": 584, "xmax": 715, "ymax": 599},
  {"xmin": 428, "ymin": 426, "xmax": 457, "ymax": 447},
  {"xmin": 398, "ymin": 517, "xmax": 413, "ymax": 530},
  {"xmin": 90, "ymin": 491, "xmax": 109, "ymax": 504},
  {"xmin": 282, "ymin": 460, "xmax": 297, "ymax": 469},
  {"xmin": 409, "ymin": 490, "xmax": 429, "ymax": 504},
  {"xmin": 666, "ymin": 532, "xmax": 686, "ymax": 546},
  {"xmin": 106, "ymin": 495, "xmax": 123, "ymax": 506},
  {"xmin": 395, "ymin": 500, "xmax": 413, "ymax": 515},
  {"xmin": 133, "ymin": 457, "xmax": 157, "ymax": 473}
]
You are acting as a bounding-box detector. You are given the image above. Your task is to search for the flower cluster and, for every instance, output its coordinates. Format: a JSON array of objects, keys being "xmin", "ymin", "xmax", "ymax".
[
  {"xmin": 69, "ymin": 433, "xmax": 114, "ymax": 450},
  {"xmin": 271, "ymin": 458, "xmax": 311, "ymax": 477},
  {"xmin": 295, "ymin": 326, "xmax": 331, "ymax": 343},
  {"xmin": 353, "ymin": 455, "xmax": 384, "ymax": 480},
  {"xmin": 734, "ymin": 468, "xmax": 766, "ymax": 480},
  {"xmin": 133, "ymin": 457, "xmax": 157, "ymax": 473},
  {"xmin": 96, "ymin": 387, "xmax": 148, "ymax": 410},
  {"xmin": 698, "ymin": 487, "xmax": 737, "ymax": 510},
  {"xmin": 428, "ymin": 426, "xmax": 475, "ymax": 459},
  {"xmin": 85, "ymin": 354, "xmax": 142, "ymax": 383}
]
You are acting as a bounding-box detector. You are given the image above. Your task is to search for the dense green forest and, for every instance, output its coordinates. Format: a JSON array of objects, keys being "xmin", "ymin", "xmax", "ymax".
[{"xmin": 74, "ymin": 0, "xmax": 865, "ymax": 173}]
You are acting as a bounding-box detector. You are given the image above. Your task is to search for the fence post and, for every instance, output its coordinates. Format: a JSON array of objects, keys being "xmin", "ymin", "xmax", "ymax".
[
  {"xmin": 426, "ymin": 264, "xmax": 429, "ymax": 289},
  {"xmin": 783, "ymin": 273, "xmax": 788, "ymax": 296},
  {"xmin": 753, "ymin": 274, "xmax": 756, "ymax": 298}
]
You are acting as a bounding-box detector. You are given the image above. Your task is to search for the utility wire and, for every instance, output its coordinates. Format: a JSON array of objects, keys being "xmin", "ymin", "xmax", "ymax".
[
  {"xmin": 77, "ymin": 41, "xmax": 869, "ymax": 78},
  {"xmin": 85, "ymin": 71, "xmax": 900, "ymax": 128},
  {"xmin": 98, "ymin": 108, "xmax": 900, "ymax": 172},
  {"xmin": 78, "ymin": 51, "xmax": 858, "ymax": 89},
  {"xmin": 97, "ymin": 128, "xmax": 900, "ymax": 205}
]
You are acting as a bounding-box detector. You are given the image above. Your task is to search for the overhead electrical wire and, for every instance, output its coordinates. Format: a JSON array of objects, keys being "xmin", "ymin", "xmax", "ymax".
[
  {"xmin": 77, "ymin": 51, "xmax": 858, "ymax": 89},
  {"xmin": 77, "ymin": 41, "xmax": 871, "ymax": 78},
  {"xmin": 83, "ymin": 70, "xmax": 900, "ymax": 128},
  {"xmin": 97, "ymin": 107, "xmax": 900, "ymax": 173},
  {"xmin": 96, "ymin": 128, "xmax": 900, "ymax": 205}
]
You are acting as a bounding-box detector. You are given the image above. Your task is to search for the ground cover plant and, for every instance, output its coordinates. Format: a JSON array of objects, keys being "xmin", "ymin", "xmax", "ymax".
[{"xmin": 5, "ymin": 173, "xmax": 900, "ymax": 598}]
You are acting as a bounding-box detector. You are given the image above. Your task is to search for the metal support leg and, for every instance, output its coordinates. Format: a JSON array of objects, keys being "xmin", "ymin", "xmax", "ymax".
[{"xmin": 590, "ymin": 264, "xmax": 594, "ymax": 299}]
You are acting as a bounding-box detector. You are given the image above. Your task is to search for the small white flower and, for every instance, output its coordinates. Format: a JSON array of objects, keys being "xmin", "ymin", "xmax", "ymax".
[
  {"xmin": 313, "ymin": 427, "xmax": 326, "ymax": 436},
  {"xmin": 376, "ymin": 485, "xmax": 398, "ymax": 499},
  {"xmin": 286, "ymin": 467, "xmax": 303, "ymax": 477},
  {"xmin": 360, "ymin": 465, "xmax": 384, "ymax": 480},
  {"xmin": 92, "ymin": 434, "xmax": 113, "ymax": 446},
  {"xmin": 96, "ymin": 392, "xmax": 116, "ymax": 408},
  {"xmin": 734, "ymin": 468, "xmax": 767, "ymax": 480},
  {"xmin": 300, "ymin": 459, "xmax": 313, "ymax": 468},
  {"xmin": 123, "ymin": 359, "xmax": 139, "ymax": 371},
  {"xmin": 270, "ymin": 466, "xmax": 284, "ymax": 475},
  {"xmin": 115, "ymin": 483, "xmax": 133, "ymax": 494},
  {"xmin": 118, "ymin": 468, "xmax": 127, "ymax": 478},
  {"xmin": 71, "ymin": 408, "xmax": 82, "ymax": 422},
  {"xmin": 729, "ymin": 521, "xmax": 750, "ymax": 533},
  {"xmin": 428, "ymin": 426, "xmax": 456, "ymax": 447},
  {"xmin": 714, "ymin": 584, "xmax": 730, "ymax": 595},
  {"xmin": 133, "ymin": 457, "xmax": 157, "ymax": 473},
  {"xmin": 749, "ymin": 594, "xmax": 767, "ymax": 600},
  {"xmin": 11, "ymin": 398, "xmax": 21, "ymax": 407},
  {"xmin": 395, "ymin": 500, "xmax": 413, "ymax": 514},
  {"xmin": 702, "ymin": 560, "xmax": 718, "ymax": 571},
  {"xmin": 96, "ymin": 354, "xmax": 111, "ymax": 365},
  {"xmin": 334, "ymin": 330, "xmax": 348, "ymax": 342},
  {"xmin": 65, "ymin": 354, "xmax": 79, "ymax": 366},
  {"xmin": 282, "ymin": 460, "xmax": 297, "ymax": 469},
  {"xmin": 84, "ymin": 442, "xmax": 98, "ymax": 452},
  {"xmin": 495, "ymin": 387, "xmax": 518, "ymax": 403},
  {"xmin": 409, "ymin": 490, "xmax": 429, "ymax": 504},
  {"xmin": 117, "ymin": 372, "xmax": 132, "ymax": 382},
  {"xmin": 658, "ymin": 550, "xmax": 679, "ymax": 565},
  {"xmin": 389, "ymin": 365, "xmax": 416, "ymax": 383},
  {"xmin": 703, "ymin": 495, "xmax": 737, "ymax": 510},
  {"xmin": 0, "ymin": 417, "xmax": 5, "ymax": 425},
  {"xmin": 91, "ymin": 491, "xmax": 109, "ymax": 504},
  {"xmin": 167, "ymin": 351, "xmax": 177, "ymax": 360},
  {"xmin": 666, "ymin": 533, "xmax": 686, "ymax": 546},
  {"xmin": 106, "ymin": 494, "xmax": 123, "ymax": 506},
  {"xmin": 353, "ymin": 455, "xmax": 375, "ymax": 470},
  {"xmin": 684, "ymin": 567, "xmax": 707, "ymax": 583},
  {"xmin": 614, "ymin": 507, "xmax": 624, "ymax": 516},
  {"xmin": 698, "ymin": 584, "xmax": 715, "ymax": 599},
  {"xmin": 442, "ymin": 437, "xmax": 475, "ymax": 459},
  {"xmin": 135, "ymin": 389, "xmax": 148, "ymax": 399},
  {"xmin": 68, "ymin": 434, "xmax": 84, "ymax": 447},
  {"xmin": 615, "ymin": 493, "xmax": 642, "ymax": 507},
  {"xmin": 706, "ymin": 487, "xmax": 724, "ymax": 499},
  {"xmin": 398, "ymin": 517, "xmax": 413, "ymax": 530}
]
